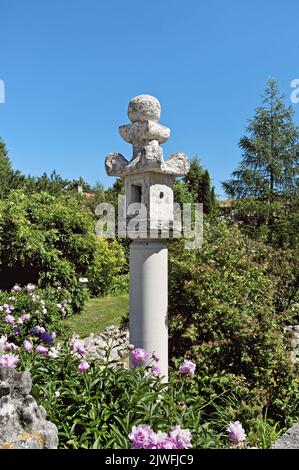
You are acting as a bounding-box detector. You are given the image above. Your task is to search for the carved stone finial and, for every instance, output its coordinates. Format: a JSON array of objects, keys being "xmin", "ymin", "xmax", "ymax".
[
  {"xmin": 128, "ymin": 95, "xmax": 161, "ymax": 123},
  {"xmin": 105, "ymin": 94, "xmax": 189, "ymax": 177}
]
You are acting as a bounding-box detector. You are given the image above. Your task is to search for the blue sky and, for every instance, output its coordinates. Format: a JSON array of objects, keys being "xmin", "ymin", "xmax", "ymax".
[{"xmin": 0, "ymin": 0, "xmax": 298, "ymax": 197}]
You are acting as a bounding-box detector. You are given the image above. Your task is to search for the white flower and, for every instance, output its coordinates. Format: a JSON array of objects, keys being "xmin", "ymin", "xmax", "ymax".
[
  {"xmin": 79, "ymin": 277, "xmax": 88, "ymax": 284},
  {"xmin": 48, "ymin": 345, "xmax": 61, "ymax": 358},
  {"xmin": 54, "ymin": 391, "xmax": 60, "ymax": 398}
]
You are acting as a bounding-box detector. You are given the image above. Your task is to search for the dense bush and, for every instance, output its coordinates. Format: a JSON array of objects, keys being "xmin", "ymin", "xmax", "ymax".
[
  {"xmin": 168, "ymin": 220, "xmax": 299, "ymax": 427},
  {"xmin": 0, "ymin": 191, "xmax": 127, "ymax": 310},
  {"xmin": 0, "ymin": 284, "xmax": 74, "ymax": 339}
]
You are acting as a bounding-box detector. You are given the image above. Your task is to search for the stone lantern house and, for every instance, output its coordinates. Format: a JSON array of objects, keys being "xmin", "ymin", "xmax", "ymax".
[{"xmin": 105, "ymin": 95, "xmax": 189, "ymax": 381}]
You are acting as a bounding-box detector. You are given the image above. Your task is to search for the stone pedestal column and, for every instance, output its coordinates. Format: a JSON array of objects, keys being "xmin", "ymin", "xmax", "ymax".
[
  {"xmin": 105, "ymin": 94, "xmax": 190, "ymax": 383},
  {"xmin": 129, "ymin": 240, "xmax": 168, "ymax": 382}
]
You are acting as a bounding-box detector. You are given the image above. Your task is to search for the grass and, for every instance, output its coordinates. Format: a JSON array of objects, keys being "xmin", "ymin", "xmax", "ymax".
[{"xmin": 64, "ymin": 293, "xmax": 129, "ymax": 338}]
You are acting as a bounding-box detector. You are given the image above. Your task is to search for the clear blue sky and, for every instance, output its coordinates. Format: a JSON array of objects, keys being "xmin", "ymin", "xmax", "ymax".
[{"xmin": 0, "ymin": 0, "xmax": 298, "ymax": 197}]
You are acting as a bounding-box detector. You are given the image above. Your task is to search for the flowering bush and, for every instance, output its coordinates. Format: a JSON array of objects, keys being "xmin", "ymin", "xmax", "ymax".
[
  {"xmin": 0, "ymin": 317, "xmax": 286, "ymax": 450},
  {"xmin": 0, "ymin": 284, "xmax": 73, "ymax": 340}
]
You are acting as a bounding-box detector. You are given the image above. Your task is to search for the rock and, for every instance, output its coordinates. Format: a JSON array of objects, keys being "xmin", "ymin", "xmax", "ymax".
[
  {"xmin": 0, "ymin": 367, "xmax": 58, "ymax": 449},
  {"xmin": 82, "ymin": 326, "xmax": 129, "ymax": 366},
  {"xmin": 271, "ymin": 424, "xmax": 299, "ymax": 449},
  {"xmin": 128, "ymin": 94, "xmax": 161, "ymax": 123}
]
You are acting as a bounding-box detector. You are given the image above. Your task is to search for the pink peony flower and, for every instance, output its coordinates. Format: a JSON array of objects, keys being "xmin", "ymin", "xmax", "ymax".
[
  {"xmin": 170, "ymin": 425, "xmax": 192, "ymax": 449},
  {"xmin": 77, "ymin": 361, "xmax": 90, "ymax": 373},
  {"xmin": 5, "ymin": 314, "xmax": 15, "ymax": 324},
  {"xmin": 179, "ymin": 360, "xmax": 196, "ymax": 377},
  {"xmin": 129, "ymin": 425, "xmax": 154, "ymax": 449},
  {"xmin": 21, "ymin": 314, "xmax": 31, "ymax": 322},
  {"xmin": 131, "ymin": 348, "xmax": 149, "ymax": 366},
  {"xmin": 12, "ymin": 285, "xmax": 22, "ymax": 292},
  {"xmin": 129, "ymin": 425, "xmax": 192, "ymax": 449},
  {"xmin": 23, "ymin": 340, "xmax": 33, "ymax": 353},
  {"xmin": 227, "ymin": 421, "xmax": 246, "ymax": 445},
  {"xmin": 26, "ymin": 283, "xmax": 36, "ymax": 293},
  {"xmin": 151, "ymin": 364, "xmax": 161, "ymax": 377},
  {"xmin": 151, "ymin": 352, "xmax": 160, "ymax": 362},
  {"xmin": 36, "ymin": 345, "xmax": 49, "ymax": 355},
  {"xmin": 0, "ymin": 353, "xmax": 20, "ymax": 368},
  {"xmin": 157, "ymin": 437, "xmax": 178, "ymax": 449},
  {"xmin": 75, "ymin": 345, "xmax": 87, "ymax": 357}
]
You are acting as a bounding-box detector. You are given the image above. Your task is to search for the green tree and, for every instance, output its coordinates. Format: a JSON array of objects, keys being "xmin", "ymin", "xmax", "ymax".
[
  {"xmin": 184, "ymin": 157, "xmax": 215, "ymax": 214},
  {"xmin": 0, "ymin": 138, "xmax": 25, "ymax": 198},
  {"xmin": 223, "ymin": 79, "xmax": 299, "ymax": 199},
  {"xmin": 223, "ymin": 79, "xmax": 299, "ymax": 244},
  {"xmin": 25, "ymin": 170, "xmax": 69, "ymax": 195}
]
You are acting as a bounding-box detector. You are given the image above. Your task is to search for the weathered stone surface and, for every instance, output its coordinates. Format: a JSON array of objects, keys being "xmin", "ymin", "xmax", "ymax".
[
  {"xmin": 271, "ymin": 424, "xmax": 299, "ymax": 449},
  {"xmin": 105, "ymin": 152, "xmax": 129, "ymax": 176},
  {"xmin": 165, "ymin": 152, "xmax": 190, "ymax": 175},
  {"xmin": 128, "ymin": 94, "xmax": 161, "ymax": 123},
  {"xmin": 119, "ymin": 121, "xmax": 170, "ymax": 145},
  {"xmin": 0, "ymin": 367, "xmax": 58, "ymax": 449},
  {"xmin": 105, "ymin": 94, "xmax": 189, "ymax": 178},
  {"xmin": 82, "ymin": 325, "xmax": 129, "ymax": 366}
]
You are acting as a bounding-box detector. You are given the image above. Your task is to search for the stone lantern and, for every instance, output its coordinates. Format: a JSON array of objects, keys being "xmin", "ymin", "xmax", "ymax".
[{"xmin": 105, "ymin": 95, "xmax": 189, "ymax": 381}]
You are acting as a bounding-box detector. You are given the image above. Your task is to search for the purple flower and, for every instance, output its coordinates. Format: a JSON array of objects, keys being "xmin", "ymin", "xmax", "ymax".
[
  {"xmin": 23, "ymin": 340, "xmax": 33, "ymax": 353},
  {"xmin": 0, "ymin": 353, "xmax": 20, "ymax": 368},
  {"xmin": 227, "ymin": 421, "xmax": 246, "ymax": 445},
  {"xmin": 129, "ymin": 425, "xmax": 154, "ymax": 449},
  {"xmin": 77, "ymin": 361, "xmax": 90, "ymax": 373},
  {"xmin": 41, "ymin": 331, "xmax": 54, "ymax": 346},
  {"xmin": 151, "ymin": 364, "xmax": 161, "ymax": 377},
  {"xmin": 4, "ymin": 314, "xmax": 15, "ymax": 324},
  {"xmin": 157, "ymin": 437, "xmax": 178, "ymax": 449},
  {"xmin": 75, "ymin": 345, "xmax": 87, "ymax": 357},
  {"xmin": 179, "ymin": 360, "xmax": 196, "ymax": 377},
  {"xmin": 13, "ymin": 327, "xmax": 21, "ymax": 336},
  {"xmin": 131, "ymin": 348, "xmax": 149, "ymax": 366},
  {"xmin": 21, "ymin": 314, "xmax": 31, "ymax": 323},
  {"xmin": 151, "ymin": 352, "xmax": 160, "ymax": 362},
  {"xmin": 129, "ymin": 425, "xmax": 192, "ymax": 450},
  {"xmin": 31, "ymin": 325, "xmax": 45, "ymax": 335},
  {"xmin": 36, "ymin": 345, "xmax": 49, "ymax": 355}
]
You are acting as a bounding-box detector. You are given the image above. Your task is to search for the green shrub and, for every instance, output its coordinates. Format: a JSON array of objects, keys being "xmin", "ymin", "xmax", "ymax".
[
  {"xmin": 168, "ymin": 220, "xmax": 298, "ymax": 426},
  {"xmin": 0, "ymin": 191, "xmax": 126, "ymax": 310}
]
